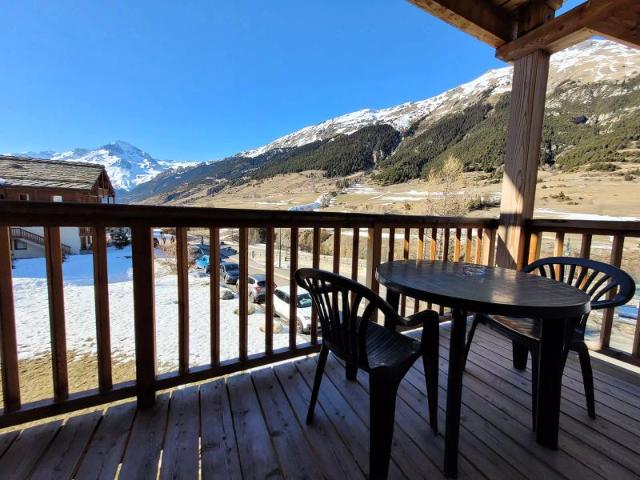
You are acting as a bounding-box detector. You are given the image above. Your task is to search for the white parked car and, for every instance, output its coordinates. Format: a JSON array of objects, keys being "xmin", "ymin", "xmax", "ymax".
[{"xmin": 273, "ymin": 286, "xmax": 314, "ymax": 333}]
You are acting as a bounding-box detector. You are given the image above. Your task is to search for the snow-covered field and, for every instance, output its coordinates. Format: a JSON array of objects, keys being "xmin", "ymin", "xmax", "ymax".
[{"xmin": 12, "ymin": 247, "xmax": 297, "ymax": 371}]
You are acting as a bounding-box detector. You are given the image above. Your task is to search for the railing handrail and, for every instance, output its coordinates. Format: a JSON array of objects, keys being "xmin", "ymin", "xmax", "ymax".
[
  {"xmin": 527, "ymin": 218, "xmax": 640, "ymax": 236},
  {"xmin": 0, "ymin": 201, "xmax": 499, "ymax": 229}
]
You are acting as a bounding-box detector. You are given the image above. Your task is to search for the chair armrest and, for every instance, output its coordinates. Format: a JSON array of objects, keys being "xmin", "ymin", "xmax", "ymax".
[{"xmin": 399, "ymin": 309, "xmax": 439, "ymax": 328}]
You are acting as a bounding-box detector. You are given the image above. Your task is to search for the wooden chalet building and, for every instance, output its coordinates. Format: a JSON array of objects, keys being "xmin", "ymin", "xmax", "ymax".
[{"xmin": 0, "ymin": 155, "xmax": 115, "ymax": 257}]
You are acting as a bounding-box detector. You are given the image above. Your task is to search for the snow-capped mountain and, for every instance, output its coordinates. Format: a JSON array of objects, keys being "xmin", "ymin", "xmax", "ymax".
[
  {"xmin": 244, "ymin": 39, "xmax": 640, "ymax": 157},
  {"xmin": 13, "ymin": 141, "xmax": 195, "ymax": 191}
]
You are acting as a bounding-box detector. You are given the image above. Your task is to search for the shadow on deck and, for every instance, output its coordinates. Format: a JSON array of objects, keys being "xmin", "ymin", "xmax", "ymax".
[{"xmin": 1, "ymin": 324, "xmax": 639, "ymax": 479}]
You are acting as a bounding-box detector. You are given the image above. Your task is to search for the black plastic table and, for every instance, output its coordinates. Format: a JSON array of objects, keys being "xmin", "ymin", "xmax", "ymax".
[{"xmin": 376, "ymin": 260, "xmax": 591, "ymax": 478}]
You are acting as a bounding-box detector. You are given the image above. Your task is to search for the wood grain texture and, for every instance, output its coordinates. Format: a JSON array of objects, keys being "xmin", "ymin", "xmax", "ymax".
[
  {"xmin": 44, "ymin": 226, "xmax": 69, "ymax": 402},
  {"xmin": 496, "ymin": 0, "xmax": 636, "ymax": 60},
  {"xmin": 496, "ymin": 48, "xmax": 550, "ymax": 270},
  {"xmin": 0, "ymin": 226, "xmax": 20, "ymax": 411},
  {"xmin": 409, "ymin": 0, "xmax": 516, "ymax": 47},
  {"xmin": 176, "ymin": 226, "xmax": 190, "ymax": 375},
  {"xmin": 600, "ymin": 235, "xmax": 624, "ymax": 349},
  {"xmin": 265, "ymin": 227, "xmax": 275, "ymax": 354},
  {"xmin": 131, "ymin": 225, "xmax": 157, "ymax": 408},
  {"xmin": 92, "ymin": 226, "xmax": 112, "ymax": 393}
]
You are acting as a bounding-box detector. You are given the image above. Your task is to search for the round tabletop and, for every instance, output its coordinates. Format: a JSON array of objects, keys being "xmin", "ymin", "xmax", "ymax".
[{"xmin": 376, "ymin": 260, "xmax": 591, "ymax": 319}]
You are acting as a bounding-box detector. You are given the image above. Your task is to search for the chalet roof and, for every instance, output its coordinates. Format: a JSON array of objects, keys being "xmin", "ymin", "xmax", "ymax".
[{"xmin": 0, "ymin": 155, "xmax": 114, "ymax": 194}]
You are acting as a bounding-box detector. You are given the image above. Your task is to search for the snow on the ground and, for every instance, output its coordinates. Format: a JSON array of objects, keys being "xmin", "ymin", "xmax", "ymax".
[
  {"xmin": 534, "ymin": 209, "xmax": 640, "ymax": 222},
  {"xmin": 11, "ymin": 248, "xmax": 297, "ymax": 369}
]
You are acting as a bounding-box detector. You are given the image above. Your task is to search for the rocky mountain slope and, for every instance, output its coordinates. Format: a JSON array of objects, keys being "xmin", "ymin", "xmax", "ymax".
[
  {"xmin": 124, "ymin": 39, "xmax": 640, "ymax": 205},
  {"xmin": 13, "ymin": 140, "xmax": 193, "ymax": 192}
]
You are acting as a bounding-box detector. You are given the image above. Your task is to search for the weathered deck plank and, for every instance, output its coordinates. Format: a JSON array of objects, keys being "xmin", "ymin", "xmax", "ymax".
[
  {"xmin": 75, "ymin": 402, "xmax": 137, "ymax": 480},
  {"xmin": 0, "ymin": 324, "xmax": 638, "ymax": 479}
]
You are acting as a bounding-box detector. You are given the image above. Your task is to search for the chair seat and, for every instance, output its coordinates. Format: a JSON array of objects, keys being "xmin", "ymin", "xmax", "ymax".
[
  {"xmin": 366, "ymin": 322, "xmax": 421, "ymax": 370},
  {"xmin": 484, "ymin": 314, "xmax": 586, "ymax": 344},
  {"xmin": 489, "ymin": 315, "xmax": 541, "ymax": 340}
]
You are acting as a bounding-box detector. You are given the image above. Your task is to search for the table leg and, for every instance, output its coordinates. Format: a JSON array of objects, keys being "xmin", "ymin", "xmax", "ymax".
[
  {"xmin": 444, "ymin": 308, "xmax": 467, "ymax": 478},
  {"xmin": 386, "ymin": 288, "xmax": 400, "ymax": 311},
  {"xmin": 384, "ymin": 288, "xmax": 401, "ymax": 328},
  {"xmin": 535, "ymin": 317, "xmax": 565, "ymax": 448}
]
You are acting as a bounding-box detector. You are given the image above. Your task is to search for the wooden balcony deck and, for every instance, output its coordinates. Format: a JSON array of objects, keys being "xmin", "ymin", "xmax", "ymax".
[{"xmin": 0, "ymin": 323, "xmax": 639, "ymax": 479}]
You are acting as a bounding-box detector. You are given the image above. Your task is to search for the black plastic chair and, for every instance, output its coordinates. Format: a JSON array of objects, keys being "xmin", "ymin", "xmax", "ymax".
[
  {"xmin": 463, "ymin": 257, "xmax": 636, "ymax": 425},
  {"xmin": 295, "ymin": 268, "xmax": 439, "ymax": 480}
]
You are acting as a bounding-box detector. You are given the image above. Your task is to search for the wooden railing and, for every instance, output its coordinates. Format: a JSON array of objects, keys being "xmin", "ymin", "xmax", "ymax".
[
  {"xmin": 524, "ymin": 218, "xmax": 640, "ymax": 364},
  {"xmin": 0, "ymin": 201, "xmax": 498, "ymax": 427},
  {"xmin": 1, "ymin": 201, "xmax": 638, "ymax": 426}
]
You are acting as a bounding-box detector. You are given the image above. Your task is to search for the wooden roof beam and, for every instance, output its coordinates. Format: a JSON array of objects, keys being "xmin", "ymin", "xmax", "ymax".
[
  {"xmin": 496, "ymin": 0, "xmax": 639, "ymax": 61},
  {"xmin": 408, "ymin": 0, "xmax": 517, "ymax": 47},
  {"xmin": 589, "ymin": 1, "xmax": 640, "ymax": 50}
]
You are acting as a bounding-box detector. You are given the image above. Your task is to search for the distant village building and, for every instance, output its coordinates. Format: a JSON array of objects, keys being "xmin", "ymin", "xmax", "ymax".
[{"xmin": 0, "ymin": 155, "xmax": 115, "ymax": 258}]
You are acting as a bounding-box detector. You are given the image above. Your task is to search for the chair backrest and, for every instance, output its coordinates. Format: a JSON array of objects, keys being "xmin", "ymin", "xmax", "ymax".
[
  {"xmin": 295, "ymin": 268, "xmax": 400, "ymax": 367},
  {"xmin": 525, "ymin": 257, "xmax": 636, "ymax": 321}
]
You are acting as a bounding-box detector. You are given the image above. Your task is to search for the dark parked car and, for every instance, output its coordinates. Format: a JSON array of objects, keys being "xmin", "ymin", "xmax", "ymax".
[{"xmin": 220, "ymin": 261, "xmax": 240, "ymax": 285}]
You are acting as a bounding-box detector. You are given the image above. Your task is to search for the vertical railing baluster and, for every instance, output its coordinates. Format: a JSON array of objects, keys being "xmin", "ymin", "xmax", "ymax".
[
  {"xmin": 239, "ymin": 227, "xmax": 249, "ymax": 361},
  {"xmin": 0, "ymin": 226, "xmax": 20, "ymax": 411},
  {"xmin": 400, "ymin": 228, "xmax": 410, "ymax": 316},
  {"xmin": 475, "ymin": 228, "xmax": 483, "ymax": 264},
  {"xmin": 600, "ymin": 235, "xmax": 624, "ymax": 349},
  {"xmin": 388, "ymin": 227, "xmax": 395, "ymax": 262},
  {"xmin": 632, "ymin": 304, "xmax": 640, "ymax": 359},
  {"xmin": 131, "ymin": 225, "xmax": 156, "ymax": 408},
  {"xmin": 92, "ymin": 226, "xmax": 112, "ymax": 393},
  {"xmin": 465, "ymin": 228, "xmax": 473, "ymax": 262},
  {"xmin": 443, "ymin": 228, "xmax": 450, "ymax": 262},
  {"xmin": 311, "ymin": 227, "xmax": 320, "ymax": 344},
  {"xmin": 414, "ymin": 228, "xmax": 425, "ymax": 313},
  {"xmin": 44, "ymin": 226, "xmax": 69, "ymax": 402},
  {"xmin": 351, "ymin": 228, "xmax": 359, "ymax": 282},
  {"xmin": 333, "ymin": 228, "xmax": 341, "ymax": 274},
  {"xmin": 265, "ymin": 227, "xmax": 275, "ymax": 355},
  {"xmin": 527, "ymin": 231, "xmax": 541, "ymax": 266},
  {"xmin": 453, "ymin": 228, "xmax": 461, "ymax": 262},
  {"xmin": 210, "ymin": 227, "xmax": 220, "ymax": 366},
  {"xmin": 482, "ymin": 228, "xmax": 496, "ymax": 267},
  {"xmin": 580, "ymin": 233, "xmax": 592, "ymax": 259},
  {"xmin": 430, "ymin": 228, "xmax": 437, "ymax": 312},
  {"xmin": 289, "ymin": 228, "xmax": 299, "ymax": 350},
  {"xmin": 553, "ymin": 232, "xmax": 565, "ymax": 279},
  {"xmin": 366, "ymin": 225, "xmax": 382, "ymax": 295},
  {"xmin": 176, "ymin": 227, "xmax": 190, "ymax": 375}
]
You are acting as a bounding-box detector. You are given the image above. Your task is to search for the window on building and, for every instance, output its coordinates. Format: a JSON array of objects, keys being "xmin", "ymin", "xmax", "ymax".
[
  {"xmin": 13, "ymin": 240, "xmax": 27, "ymax": 250},
  {"xmin": 19, "ymin": 193, "xmax": 29, "ymax": 201},
  {"xmin": 52, "ymin": 195, "xmax": 63, "ymax": 202}
]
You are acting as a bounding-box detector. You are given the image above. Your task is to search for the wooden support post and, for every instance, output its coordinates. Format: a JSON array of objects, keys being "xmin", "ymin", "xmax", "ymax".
[
  {"xmin": 0, "ymin": 227, "xmax": 20, "ymax": 411},
  {"xmin": 311, "ymin": 227, "xmax": 320, "ymax": 344},
  {"xmin": 92, "ymin": 226, "xmax": 112, "ymax": 393},
  {"xmin": 131, "ymin": 225, "xmax": 156, "ymax": 408},
  {"xmin": 496, "ymin": 48, "xmax": 551, "ymax": 270},
  {"xmin": 332, "ymin": 228, "xmax": 341, "ymax": 274}
]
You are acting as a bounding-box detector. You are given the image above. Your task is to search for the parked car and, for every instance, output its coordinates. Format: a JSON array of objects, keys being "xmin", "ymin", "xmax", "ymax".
[
  {"xmin": 220, "ymin": 261, "xmax": 240, "ymax": 285},
  {"xmin": 247, "ymin": 274, "xmax": 271, "ymax": 303},
  {"xmin": 273, "ymin": 286, "xmax": 314, "ymax": 333},
  {"xmin": 195, "ymin": 254, "xmax": 211, "ymax": 273}
]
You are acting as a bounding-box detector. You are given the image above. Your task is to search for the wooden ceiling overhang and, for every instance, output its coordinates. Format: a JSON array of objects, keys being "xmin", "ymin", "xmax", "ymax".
[{"xmin": 409, "ymin": 0, "xmax": 640, "ymax": 61}]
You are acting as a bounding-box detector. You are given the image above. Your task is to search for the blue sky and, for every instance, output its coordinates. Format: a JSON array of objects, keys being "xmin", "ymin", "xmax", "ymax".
[{"xmin": 0, "ymin": 0, "xmax": 583, "ymax": 161}]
